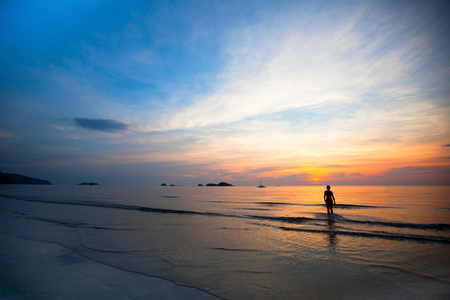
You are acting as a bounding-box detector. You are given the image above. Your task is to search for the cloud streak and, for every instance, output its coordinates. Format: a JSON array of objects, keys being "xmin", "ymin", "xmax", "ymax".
[
  {"xmin": 74, "ymin": 118, "xmax": 129, "ymax": 133},
  {"xmin": 151, "ymin": 3, "xmax": 438, "ymax": 133}
]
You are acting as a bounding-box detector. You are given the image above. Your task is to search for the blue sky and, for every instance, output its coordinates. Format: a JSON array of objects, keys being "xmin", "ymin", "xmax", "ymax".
[{"xmin": 1, "ymin": 0, "xmax": 449, "ymax": 185}]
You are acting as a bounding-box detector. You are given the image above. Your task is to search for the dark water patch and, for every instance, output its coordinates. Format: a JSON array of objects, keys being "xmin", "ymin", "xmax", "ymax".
[
  {"xmin": 10, "ymin": 195, "xmax": 241, "ymax": 220},
  {"xmin": 137, "ymin": 206, "xmax": 230, "ymax": 218},
  {"xmin": 24, "ymin": 216, "xmax": 133, "ymax": 231},
  {"xmin": 91, "ymin": 226, "xmax": 132, "ymax": 230},
  {"xmin": 231, "ymin": 207, "xmax": 276, "ymax": 211},
  {"xmin": 342, "ymin": 218, "xmax": 450, "ymax": 231},
  {"xmin": 247, "ymin": 214, "xmax": 450, "ymax": 232},
  {"xmin": 205, "ymin": 200, "xmax": 249, "ymax": 205},
  {"xmin": 234, "ymin": 270, "xmax": 273, "ymax": 274},
  {"xmin": 247, "ymin": 215, "xmax": 312, "ymax": 224},
  {"xmin": 256, "ymin": 201, "xmax": 296, "ymax": 206},
  {"xmin": 256, "ymin": 201, "xmax": 314, "ymax": 207},
  {"xmin": 220, "ymin": 227, "xmax": 253, "ymax": 231},
  {"xmin": 25, "ymin": 216, "xmax": 88, "ymax": 227},
  {"xmin": 264, "ymin": 224, "xmax": 450, "ymax": 244},
  {"xmin": 335, "ymin": 204, "xmax": 391, "ymax": 209},
  {"xmin": 255, "ymin": 201, "xmax": 392, "ymax": 209},
  {"xmin": 80, "ymin": 243, "xmax": 140, "ymax": 253},
  {"xmin": 158, "ymin": 196, "xmax": 180, "ymax": 199},
  {"xmin": 211, "ymin": 247, "xmax": 260, "ymax": 252},
  {"xmin": 9, "ymin": 194, "xmax": 450, "ymax": 233}
]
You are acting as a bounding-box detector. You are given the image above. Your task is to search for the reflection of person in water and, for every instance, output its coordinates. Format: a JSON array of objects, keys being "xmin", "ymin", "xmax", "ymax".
[
  {"xmin": 326, "ymin": 218, "xmax": 338, "ymax": 250},
  {"xmin": 324, "ymin": 185, "xmax": 336, "ymax": 216}
]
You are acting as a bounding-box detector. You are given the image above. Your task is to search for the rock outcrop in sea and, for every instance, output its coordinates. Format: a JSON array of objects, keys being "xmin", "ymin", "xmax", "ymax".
[
  {"xmin": 0, "ymin": 172, "xmax": 53, "ymax": 185},
  {"xmin": 205, "ymin": 182, "xmax": 233, "ymax": 186}
]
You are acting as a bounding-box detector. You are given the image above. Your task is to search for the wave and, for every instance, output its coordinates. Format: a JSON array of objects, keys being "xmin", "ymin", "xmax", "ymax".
[
  {"xmin": 233, "ymin": 207, "xmax": 277, "ymax": 211},
  {"xmin": 339, "ymin": 218, "xmax": 450, "ymax": 230},
  {"xmin": 9, "ymin": 195, "xmax": 450, "ymax": 231},
  {"xmin": 247, "ymin": 215, "xmax": 450, "ymax": 231},
  {"xmin": 272, "ymin": 225, "xmax": 450, "ymax": 244},
  {"xmin": 207, "ymin": 199, "xmax": 393, "ymax": 210},
  {"xmin": 25, "ymin": 216, "xmax": 88, "ymax": 227},
  {"xmin": 6, "ymin": 195, "xmax": 239, "ymax": 219},
  {"xmin": 80, "ymin": 243, "xmax": 140, "ymax": 253},
  {"xmin": 23, "ymin": 216, "xmax": 134, "ymax": 231},
  {"xmin": 6, "ymin": 194, "xmax": 450, "ymax": 243},
  {"xmin": 209, "ymin": 200, "xmax": 386, "ymax": 208},
  {"xmin": 210, "ymin": 247, "xmax": 260, "ymax": 252},
  {"xmin": 255, "ymin": 202, "xmax": 393, "ymax": 209}
]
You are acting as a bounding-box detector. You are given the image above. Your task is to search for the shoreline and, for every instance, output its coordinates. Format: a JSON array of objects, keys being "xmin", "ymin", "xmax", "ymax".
[{"xmin": 0, "ymin": 233, "xmax": 218, "ymax": 300}]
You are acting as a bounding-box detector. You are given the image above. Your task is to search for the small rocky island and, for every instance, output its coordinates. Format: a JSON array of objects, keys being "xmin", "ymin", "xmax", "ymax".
[
  {"xmin": 78, "ymin": 182, "xmax": 99, "ymax": 186},
  {"xmin": 205, "ymin": 182, "xmax": 233, "ymax": 186},
  {"xmin": 0, "ymin": 172, "xmax": 52, "ymax": 185}
]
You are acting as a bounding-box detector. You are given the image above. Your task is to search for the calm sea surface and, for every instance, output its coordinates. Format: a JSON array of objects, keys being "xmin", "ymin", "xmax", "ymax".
[{"xmin": 1, "ymin": 185, "xmax": 449, "ymax": 299}]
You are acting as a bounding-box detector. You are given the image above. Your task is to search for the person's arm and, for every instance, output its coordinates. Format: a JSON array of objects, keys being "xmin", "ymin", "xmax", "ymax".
[
  {"xmin": 332, "ymin": 193, "xmax": 336, "ymax": 205},
  {"xmin": 324, "ymin": 191, "xmax": 326, "ymax": 201}
]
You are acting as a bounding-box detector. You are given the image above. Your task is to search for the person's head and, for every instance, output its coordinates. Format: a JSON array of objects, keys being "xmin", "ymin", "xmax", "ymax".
[{"xmin": 326, "ymin": 185, "xmax": 330, "ymax": 190}]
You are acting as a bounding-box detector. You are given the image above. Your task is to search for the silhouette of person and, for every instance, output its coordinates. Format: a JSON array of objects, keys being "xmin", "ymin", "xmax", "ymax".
[{"xmin": 324, "ymin": 185, "xmax": 336, "ymax": 216}]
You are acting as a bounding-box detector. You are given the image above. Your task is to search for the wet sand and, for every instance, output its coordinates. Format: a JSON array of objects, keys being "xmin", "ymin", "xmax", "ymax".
[{"xmin": 0, "ymin": 233, "xmax": 218, "ymax": 300}]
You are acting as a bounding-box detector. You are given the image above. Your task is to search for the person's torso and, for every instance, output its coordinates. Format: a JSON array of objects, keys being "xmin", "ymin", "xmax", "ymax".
[{"xmin": 324, "ymin": 190, "xmax": 333, "ymax": 201}]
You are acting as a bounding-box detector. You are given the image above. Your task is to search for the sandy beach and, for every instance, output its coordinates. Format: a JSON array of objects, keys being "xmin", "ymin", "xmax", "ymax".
[{"xmin": 0, "ymin": 233, "xmax": 218, "ymax": 300}]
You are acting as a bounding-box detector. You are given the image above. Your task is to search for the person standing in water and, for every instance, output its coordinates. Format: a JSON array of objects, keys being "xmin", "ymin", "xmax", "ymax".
[{"xmin": 324, "ymin": 185, "xmax": 336, "ymax": 216}]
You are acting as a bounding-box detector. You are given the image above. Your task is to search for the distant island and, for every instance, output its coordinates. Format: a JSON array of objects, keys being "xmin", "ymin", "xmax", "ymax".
[
  {"xmin": 78, "ymin": 182, "xmax": 99, "ymax": 186},
  {"xmin": 205, "ymin": 182, "xmax": 233, "ymax": 186},
  {"xmin": 0, "ymin": 172, "xmax": 53, "ymax": 185}
]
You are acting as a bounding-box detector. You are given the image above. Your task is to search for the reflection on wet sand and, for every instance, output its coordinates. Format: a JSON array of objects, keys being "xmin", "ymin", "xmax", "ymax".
[{"xmin": 326, "ymin": 217, "xmax": 339, "ymax": 250}]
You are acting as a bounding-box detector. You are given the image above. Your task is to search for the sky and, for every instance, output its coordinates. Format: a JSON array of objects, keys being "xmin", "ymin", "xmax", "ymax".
[{"xmin": 1, "ymin": 0, "xmax": 449, "ymax": 186}]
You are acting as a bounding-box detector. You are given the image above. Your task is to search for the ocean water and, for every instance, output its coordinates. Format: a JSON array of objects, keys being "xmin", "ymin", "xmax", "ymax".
[{"xmin": 1, "ymin": 185, "xmax": 449, "ymax": 299}]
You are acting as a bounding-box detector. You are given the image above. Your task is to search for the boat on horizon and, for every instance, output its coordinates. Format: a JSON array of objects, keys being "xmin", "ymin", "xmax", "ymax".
[{"xmin": 257, "ymin": 178, "xmax": 266, "ymax": 188}]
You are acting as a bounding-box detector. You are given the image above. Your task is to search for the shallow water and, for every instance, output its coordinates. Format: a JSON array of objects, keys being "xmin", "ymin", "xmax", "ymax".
[{"xmin": 1, "ymin": 185, "xmax": 449, "ymax": 299}]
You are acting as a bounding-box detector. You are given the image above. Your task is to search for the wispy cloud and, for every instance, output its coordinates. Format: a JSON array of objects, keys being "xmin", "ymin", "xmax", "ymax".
[
  {"xmin": 152, "ymin": 3, "xmax": 437, "ymax": 133},
  {"xmin": 74, "ymin": 118, "xmax": 129, "ymax": 133}
]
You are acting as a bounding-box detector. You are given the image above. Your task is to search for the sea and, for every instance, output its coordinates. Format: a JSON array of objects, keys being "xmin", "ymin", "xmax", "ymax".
[{"xmin": 1, "ymin": 185, "xmax": 449, "ymax": 299}]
